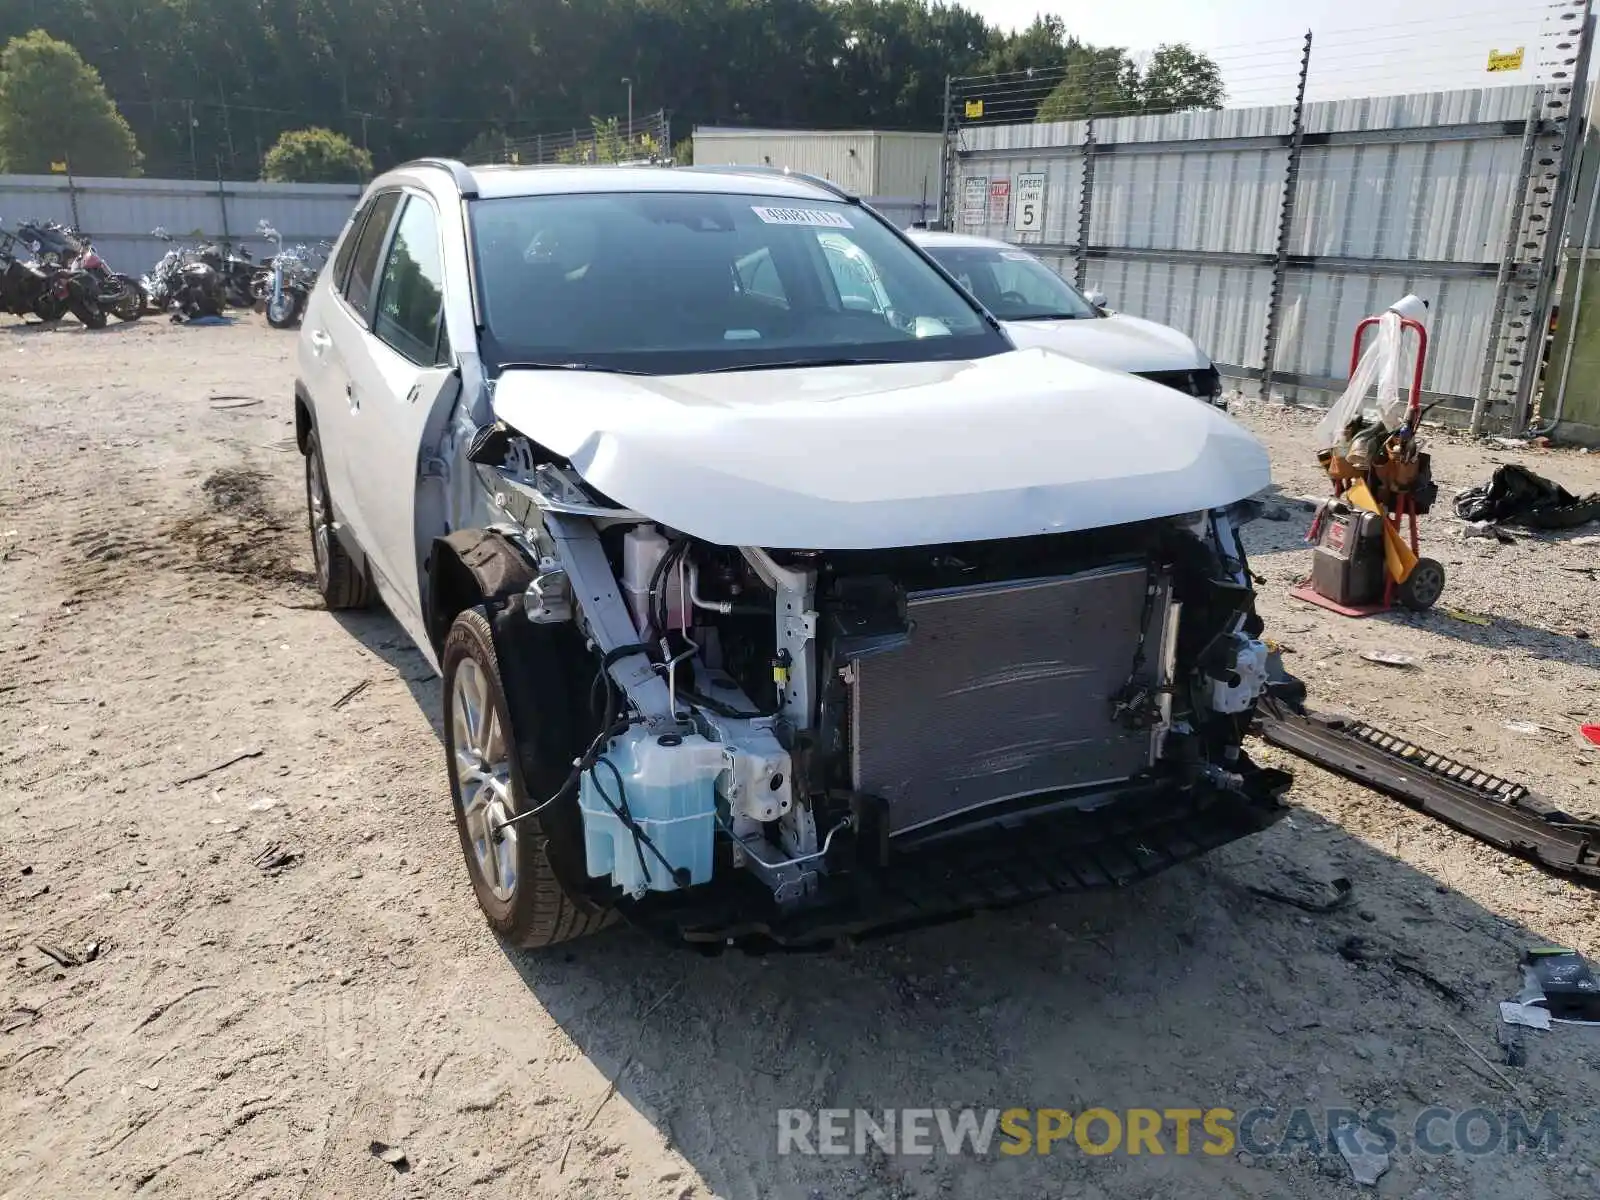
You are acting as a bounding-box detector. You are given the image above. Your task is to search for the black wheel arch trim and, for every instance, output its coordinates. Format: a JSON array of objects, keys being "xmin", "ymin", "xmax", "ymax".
[
  {"xmin": 293, "ymin": 379, "xmax": 314, "ymax": 454},
  {"xmin": 426, "ymin": 528, "xmax": 540, "ymax": 657}
]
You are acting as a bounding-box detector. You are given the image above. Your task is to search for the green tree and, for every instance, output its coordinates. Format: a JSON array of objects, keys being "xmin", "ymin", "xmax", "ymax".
[
  {"xmin": 0, "ymin": 0, "xmax": 1223, "ymax": 176},
  {"xmin": 554, "ymin": 116, "xmax": 662, "ymax": 164},
  {"xmin": 1033, "ymin": 43, "xmax": 1139, "ymax": 122},
  {"xmin": 830, "ymin": 0, "xmax": 994, "ymax": 128},
  {"xmin": 461, "ymin": 128, "xmax": 512, "ymax": 164},
  {"xmin": 0, "ymin": 29, "xmax": 141, "ymax": 175},
  {"xmin": 1034, "ymin": 40, "xmax": 1224, "ymax": 122},
  {"xmin": 1136, "ymin": 43, "xmax": 1225, "ymax": 114},
  {"xmin": 262, "ymin": 126, "xmax": 373, "ymax": 182},
  {"xmin": 977, "ymin": 14, "xmax": 1073, "ymax": 78}
]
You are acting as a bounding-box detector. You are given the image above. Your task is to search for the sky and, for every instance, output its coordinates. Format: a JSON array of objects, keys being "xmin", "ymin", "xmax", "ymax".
[{"xmin": 961, "ymin": 0, "xmax": 1561, "ymax": 105}]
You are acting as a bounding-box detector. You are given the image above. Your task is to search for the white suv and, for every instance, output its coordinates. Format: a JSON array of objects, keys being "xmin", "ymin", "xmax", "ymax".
[{"xmin": 294, "ymin": 161, "xmax": 1287, "ymax": 950}]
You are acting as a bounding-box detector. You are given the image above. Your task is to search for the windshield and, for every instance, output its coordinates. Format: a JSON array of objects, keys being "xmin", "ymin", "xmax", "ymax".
[
  {"xmin": 922, "ymin": 245, "xmax": 1100, "ymax": 321},
  {"xmin": 468, "ymin": 191, "xmax": 1005, "ymax": 373}
]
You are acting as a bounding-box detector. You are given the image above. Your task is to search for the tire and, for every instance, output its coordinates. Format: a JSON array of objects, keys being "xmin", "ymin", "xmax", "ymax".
[
  {"xmin": 303, "ymin": 429, "xmax": 373, "ymax": 610},
  {"xmin": 1398, "ymin": 557, "xmax": 1446, "ymax": 612},
  {"xmin": 111, "ymin": 277, "xmax": 144, "ymax": 321},
  {"xmin": 69, "ymin": 298, "xmax": 108, "ymax": 330},
  {"xmin": 266, "ymin": 287, "xmax": 306, "ymax": 329},
  {"xmin": 32, "ymin": 295, "xmax": 66, "ymax": 322},
  {"xmin": 442, "ymin": 605, "xmax": 614, "ymax": 949}
]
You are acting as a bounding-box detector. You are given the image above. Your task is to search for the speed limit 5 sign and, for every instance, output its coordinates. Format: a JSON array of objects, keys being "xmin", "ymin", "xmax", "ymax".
[{"xmin": 1013, "ymin": 172, "xmax": 1047, "ymax": 233}]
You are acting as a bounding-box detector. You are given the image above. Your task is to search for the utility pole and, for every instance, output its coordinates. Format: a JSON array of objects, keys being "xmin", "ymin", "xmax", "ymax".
[
  {"xmin": 184, "ymin": 99, "xmax": 198, "ymax": 179},
  {"xmin": 622, "ymin": 78, "xmax": 633, "ymax": 137}
]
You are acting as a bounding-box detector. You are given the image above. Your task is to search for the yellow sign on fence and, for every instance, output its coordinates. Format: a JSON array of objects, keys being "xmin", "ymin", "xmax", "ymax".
[
  {"xmin": 1487, "ymin": 47, "xmax": 1525, "ymax": 72},
  {"xmin": 964, "ymin": 99, "xmax": 984, "ymax": 120},
  {"xmin": 49, "ymin": 160, "xmax": 68, "ymax": 174}
]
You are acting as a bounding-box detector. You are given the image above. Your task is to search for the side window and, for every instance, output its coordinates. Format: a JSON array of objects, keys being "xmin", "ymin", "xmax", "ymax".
[
  {"xmin": 990, "ymin": 260, "xmax": 1046, "ymax": 305},
  {"xmin": 331, "ymin": 202, "xmax": 372, "ymax": 291},
  {"xmin": 342, "ymin": 191, "xmax": 402, "ymax": 322},
  {"xmin": 733, "ymin": 247, "xmax": 788, "ymax": 307},
  {"xmin": 818, "ymin": 234, "xmax": 886, "ymax": 313},
  {"xmin": 372, "ymin": 196, "xmax": 448, "ymax": 365}
]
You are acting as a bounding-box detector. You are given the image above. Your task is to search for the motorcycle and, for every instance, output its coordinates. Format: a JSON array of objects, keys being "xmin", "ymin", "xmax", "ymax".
[
  {"xmin": 195, "ymin": 239, "xmax": 257, "ymax": 308},
  {"xmin": 15, "ymin": 219, "xmax": 143, "ymax": 322},
  {"xmin": 0, "ymin": 228, "xmax": 69, "ymax": 321},
  {"xmin": 48, "ymin": 263, "xmax": 107, "ymax": 329},
  {"xmin": 14, "ymin": 218, "xmax": 77, "ymax": 265},
  {"xmin": 252, "ymin": 220, "xmax": 313, "ymax": 329},
  {"xmin": 142, "ymin": 227, "xmax": 227, "ymax": 322}
]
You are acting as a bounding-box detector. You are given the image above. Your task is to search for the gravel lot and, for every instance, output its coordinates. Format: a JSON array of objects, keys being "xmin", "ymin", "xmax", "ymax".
[{"xmin": 2, "ymin": 318, "xmax": 1600, "ymax": 1200}]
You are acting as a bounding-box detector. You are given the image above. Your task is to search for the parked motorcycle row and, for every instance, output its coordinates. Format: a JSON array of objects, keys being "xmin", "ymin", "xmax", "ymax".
[
  {"xmin": 0, "ymin": 218, "xmax": 143, "ymax": 329},
  {"xmin": 143, "ymin": 220, "xmax": 330, "ymax": 326},
  {"xmin": 0, "ymin": 216, "xmax": 329, "ymax": 329}
]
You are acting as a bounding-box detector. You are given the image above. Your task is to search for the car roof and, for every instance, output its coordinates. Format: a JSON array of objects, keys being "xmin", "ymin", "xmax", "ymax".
[
  {"xmin": 391, "ymin": 159, "xmax": 853, "ymax": 204},
  {"xmin": 905, "ymin": 230, "xmax": 1017, "ymax": 251}
]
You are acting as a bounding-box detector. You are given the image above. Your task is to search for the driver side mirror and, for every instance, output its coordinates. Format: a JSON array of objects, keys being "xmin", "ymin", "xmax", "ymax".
[{"xmin": 1085, "ymin": 289, "xmax": 1109, "ymax": 310}]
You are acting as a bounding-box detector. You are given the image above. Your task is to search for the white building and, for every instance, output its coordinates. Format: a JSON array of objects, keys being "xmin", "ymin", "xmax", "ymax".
[{"xmin": 690, "ymin": 128, "xmax": 942, "ymax": 225}]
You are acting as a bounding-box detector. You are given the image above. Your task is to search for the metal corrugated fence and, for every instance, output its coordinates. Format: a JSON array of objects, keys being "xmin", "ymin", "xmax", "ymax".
[
  {"xmin": 0, "ymin": 174, "xmax": 362, "ymax": 279},
  {"xmin": 944, "ymin": 20, "xmax": 1592, "ymax": 434}
]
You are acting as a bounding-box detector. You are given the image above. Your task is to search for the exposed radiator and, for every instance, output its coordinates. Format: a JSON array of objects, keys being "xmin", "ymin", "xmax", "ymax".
[{"xmin": 849, "ymin": 563, "xmax": 1171, "ymax": 835}]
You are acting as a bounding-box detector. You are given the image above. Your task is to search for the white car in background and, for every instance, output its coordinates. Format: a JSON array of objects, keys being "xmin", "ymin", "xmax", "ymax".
[{"xmin": 907, "ymin": 229, "xmax": 1226, "ymax": 407}]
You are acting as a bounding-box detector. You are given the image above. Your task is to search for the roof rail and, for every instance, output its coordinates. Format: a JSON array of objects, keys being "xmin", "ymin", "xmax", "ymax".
[
  {"xmin": 674, "ymin": 164, "xmax": 857, "ymax": 203},
  {"xmin": 398, "ymin": 157, "xmax": 479, "ymax": 199}
]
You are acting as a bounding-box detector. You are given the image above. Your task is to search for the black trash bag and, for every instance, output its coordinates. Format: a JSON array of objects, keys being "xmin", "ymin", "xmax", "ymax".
[{"xmin": 1453, "ymin": 464, "xmax": 1600, "ymax": 528}]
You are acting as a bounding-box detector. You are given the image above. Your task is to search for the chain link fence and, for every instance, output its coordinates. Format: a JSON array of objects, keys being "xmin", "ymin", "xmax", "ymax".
[{"xmin": 467, "ymin": 110, "xmax": 675, "ymax": 167}]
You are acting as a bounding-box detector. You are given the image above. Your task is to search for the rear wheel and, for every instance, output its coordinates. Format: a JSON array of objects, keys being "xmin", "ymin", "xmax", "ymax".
[
  {"xmin": 32, "ymin": 295, "xmax": 66, "ymax": 322},
  {"xmin": 111, "ymin": 277, "xmax": 143, "ymax": 321},
  {"xmin": 303, "ymin": 429, "xmax": 372, "ymax": 609},
  {"xmin": 443, "ymin": 606, "xmax": 613, "ymax": 948}
]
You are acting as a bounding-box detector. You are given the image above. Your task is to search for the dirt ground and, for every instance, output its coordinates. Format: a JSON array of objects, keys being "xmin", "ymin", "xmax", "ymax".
[{"xmin": 3, "ymin": 318, "xmax": 1600, "ymax": 1200}]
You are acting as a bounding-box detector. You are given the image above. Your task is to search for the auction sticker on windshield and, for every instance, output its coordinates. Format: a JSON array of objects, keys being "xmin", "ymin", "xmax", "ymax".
[{"xmin": 752, "ymin": 207, "xmax": 854, "ymax": 228}]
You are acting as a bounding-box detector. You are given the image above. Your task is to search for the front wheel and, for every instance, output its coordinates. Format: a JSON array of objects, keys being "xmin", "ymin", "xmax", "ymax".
[
  {"xmin": 69, "ymin": 298, "xmax": 108, "ymax": 330},
  {"xmin": 32, "ymin": 295, "xmax": 66, "ymax": 322},
  {"xmin": 265, "ymin": 287, "xmax": 306, "ymax": 329},
  {"xmin": 443, "ymin": 606, "xmax": 614, "ymax": 948}
]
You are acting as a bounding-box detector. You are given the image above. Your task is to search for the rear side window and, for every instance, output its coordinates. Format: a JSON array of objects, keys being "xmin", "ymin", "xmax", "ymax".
[
  {"xmin": 330, "ymin": 203, "xmax": 371, "ymax": 290},
  {"xmin": 342, "ymin": 191, "xmax": 401, "ymax": 321},
  {"xmin": 373, "ymin": 196, "xmax": 448, "ymax": 365}
]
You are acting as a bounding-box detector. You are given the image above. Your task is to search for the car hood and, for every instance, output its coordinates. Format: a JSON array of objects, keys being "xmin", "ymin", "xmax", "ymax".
[
  {"xmin": 490, "ymin": 348, "xmax": 1268, "ymax": 549},
  {"xmin": 1001, "ymin": 313, "xmax": 1209, "ymax": 373}
]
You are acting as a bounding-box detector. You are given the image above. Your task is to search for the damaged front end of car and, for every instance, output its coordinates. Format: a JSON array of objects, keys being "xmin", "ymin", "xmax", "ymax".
[{"xmin": 450, "ymin": 430, "xmax": 1292, "ymax": 950}]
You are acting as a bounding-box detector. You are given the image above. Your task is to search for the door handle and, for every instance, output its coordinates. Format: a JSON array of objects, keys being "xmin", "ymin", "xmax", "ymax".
[
  {"xmin": 345, "ymin": 381, "xmax": 359, "ymax": 413},
  {"xmin": 404, "ymin": 383, "xmax": 422, "ymax": 405},
  {"xmin": 308, "ymin": 329, "xmax": 332, "ymax": 354}
]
